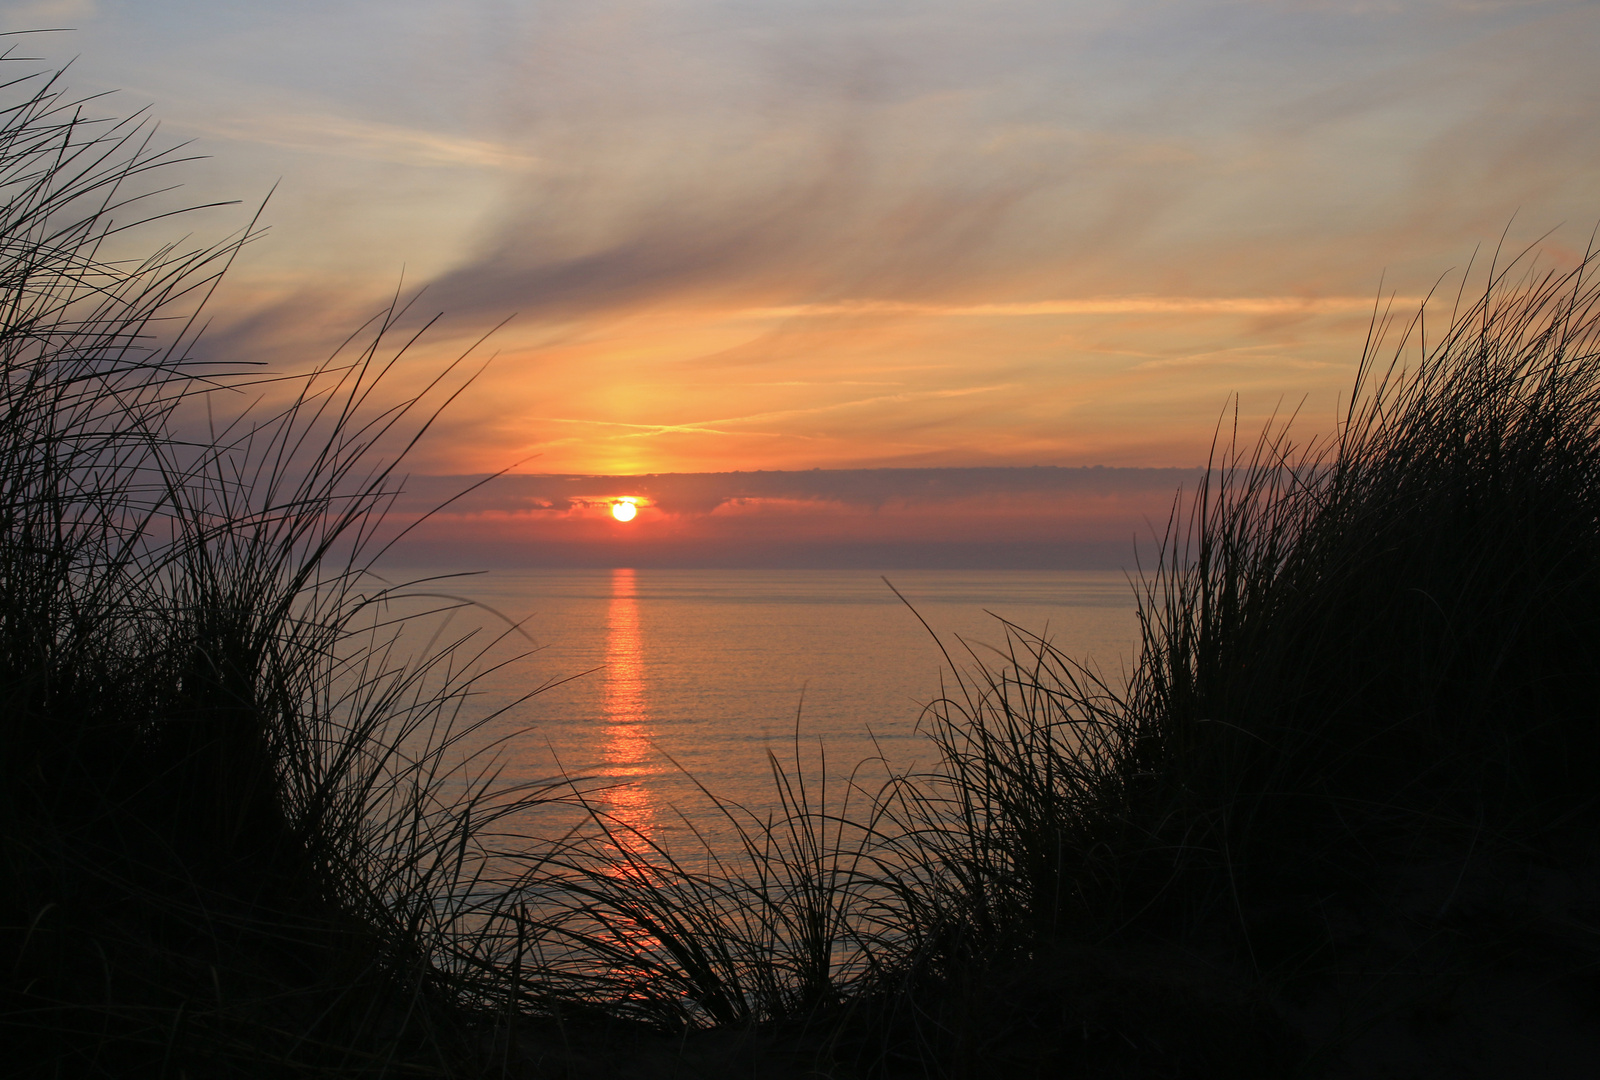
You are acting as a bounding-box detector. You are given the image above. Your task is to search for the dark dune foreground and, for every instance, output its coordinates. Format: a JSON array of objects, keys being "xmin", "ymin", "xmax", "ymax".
[{"xmin": 4, "ymin": 64, "xmax": 1600, "ymax": 1079}]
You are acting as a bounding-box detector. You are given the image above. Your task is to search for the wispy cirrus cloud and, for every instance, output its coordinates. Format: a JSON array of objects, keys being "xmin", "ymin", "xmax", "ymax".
[
  {"xmin": 185, "ymin": 111, "xmax": 540, "ymax": 171},
  {"xmin": 738, "ymin": 297, "xmax": 1417, "ymax": 319}
]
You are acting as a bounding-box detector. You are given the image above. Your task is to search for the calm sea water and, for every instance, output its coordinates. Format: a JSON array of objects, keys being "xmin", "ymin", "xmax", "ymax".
[{"xmin": 418, "ymin": 569, "xmax": 1142, "ymax": 854}]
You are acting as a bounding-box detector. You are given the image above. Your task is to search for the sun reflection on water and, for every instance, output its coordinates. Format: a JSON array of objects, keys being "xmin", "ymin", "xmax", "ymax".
[{"xmin": 600, "ymin": 568, "xmax": 656, "ymax": 857}]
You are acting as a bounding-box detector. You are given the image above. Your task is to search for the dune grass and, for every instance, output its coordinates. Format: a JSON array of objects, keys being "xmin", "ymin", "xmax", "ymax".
[
  {"xmin": 823, "ymin": 244, "xmax": 1600, "ymax": 1074},
  {"xmin": 0, "ymin": 59, "xmax": 568, "ymax": 1076},
  {"xmin": 4, "ymin": 54, "xmax": 1600, "ymax": 1079},
  {"xmin": 921, "ymin": 241, "xmax": 1600, "ymax": 945}
]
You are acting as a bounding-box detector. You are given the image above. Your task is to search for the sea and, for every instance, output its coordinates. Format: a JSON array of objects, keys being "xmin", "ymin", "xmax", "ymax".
[{"xmin": 401, "ymin": 568, "xmax": 1143, "ymax": 857}]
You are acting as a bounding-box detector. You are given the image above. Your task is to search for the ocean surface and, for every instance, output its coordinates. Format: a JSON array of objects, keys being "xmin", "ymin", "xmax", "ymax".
[{"xmin": 412, "ymin": 569, "xmax": 1143, "ymax": 856}]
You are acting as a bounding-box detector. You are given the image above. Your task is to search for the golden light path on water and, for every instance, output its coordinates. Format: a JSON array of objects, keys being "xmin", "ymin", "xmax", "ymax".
[{"xmin": 600, "ymin": 567, "xmax": 657, "ymax": 855}]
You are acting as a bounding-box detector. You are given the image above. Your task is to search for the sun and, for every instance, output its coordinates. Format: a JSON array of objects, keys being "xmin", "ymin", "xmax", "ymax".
[{"xmin": 611, "ymin": 499, "xmax": 638, "ymax": 522}]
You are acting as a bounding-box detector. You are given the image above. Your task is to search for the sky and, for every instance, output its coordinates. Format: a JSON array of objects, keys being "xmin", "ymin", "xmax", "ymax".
[{"xmin": 6, "ymin": 1, "xmax": 1599, "ymax": 565}]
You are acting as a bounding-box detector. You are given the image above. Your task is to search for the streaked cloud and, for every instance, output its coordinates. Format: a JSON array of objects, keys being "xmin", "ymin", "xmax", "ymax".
[
  {"xmin": 395, "ymin": 465, "xmax": 1196, "ymax": 514},
  {"xmin": 740, "ymin": 297, "xmax": 1415, "ymax": 319},
  {"xmin": 383, "ymin": 466, "xmax": 1202, "ymax": 569},
  {"xmin": 186, "ymin": 112, "xmax": 539, "ymax": 171},
  {"xmin": 0, "ymin": 2, "xmax": 95, "ymax": 31}
]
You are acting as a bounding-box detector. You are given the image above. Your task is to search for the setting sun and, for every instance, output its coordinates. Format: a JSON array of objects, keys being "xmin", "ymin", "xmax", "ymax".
[{"xmin": 611, "ymin": 500, "xmax": 638, "ymax": 522}]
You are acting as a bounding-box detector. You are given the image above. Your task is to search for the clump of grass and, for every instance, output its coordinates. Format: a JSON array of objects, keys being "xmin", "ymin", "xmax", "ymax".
[
  {"xmin": 839, "ymin": 242, "xmax": 1600, "ymax": 1074},
  {"xmin": 504, "ymin": 728, "xmax": 898, "ymax": 1032},
  {"xmin": 0, "ymin": 56, "xmax": 565, "ymax": 1076},
  {"xmin": 1129, "ymin": 240, "xmax": 1600, "ymax": 897}
]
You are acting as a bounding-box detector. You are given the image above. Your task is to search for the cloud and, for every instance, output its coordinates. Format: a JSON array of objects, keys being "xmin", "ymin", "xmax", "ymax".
[
  {"xmin": 739, "ymin": 297, "xmax": 1412, "ymax": 319},
  {"xmin": 186, "ymin": 111, "xmax": 540, "ymax": 170},
  {"xmin": 0, "ymin": 1, "xmax": 96, "ymax": 33},
  {"xmin": 390, "ymin": 465, "xmax": 1200, "ymax": 517},
  {"xmin": 415, "ymin": 156, "xmax": 1044, "ymax": 325},
  {"xmin": 379, "ymin": 466, "xmax": 1200, "ymax": 569},
  {"xmin": 522, "ymin": 383, "xmax": 1017, "ymax": 441}
]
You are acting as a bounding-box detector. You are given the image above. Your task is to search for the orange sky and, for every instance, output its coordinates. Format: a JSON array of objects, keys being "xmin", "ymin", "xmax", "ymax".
[{"xmin": 8, "ymin": 2, "xmax": 1599, "ymax": 558}]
